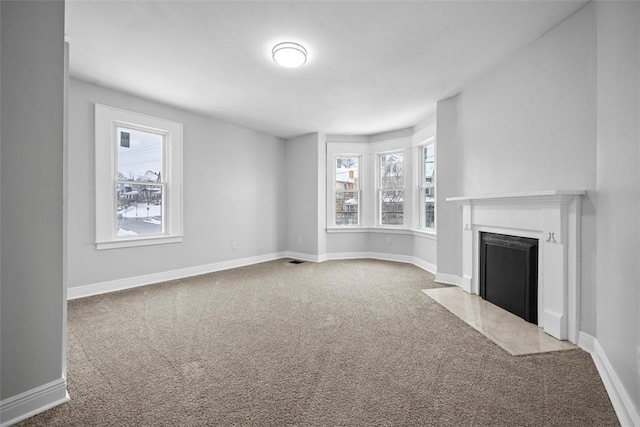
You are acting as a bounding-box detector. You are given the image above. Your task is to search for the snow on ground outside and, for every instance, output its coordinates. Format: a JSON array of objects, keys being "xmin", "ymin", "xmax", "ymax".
[{"xmin": 120, "ymin": 203, "xmax": 161, "ymax": 218}]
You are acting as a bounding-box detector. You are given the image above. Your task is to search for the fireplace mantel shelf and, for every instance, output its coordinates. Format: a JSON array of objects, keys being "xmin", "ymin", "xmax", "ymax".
[{"xmin": 446, "ymin": 190, "xmax": 586, "ymax": 203}]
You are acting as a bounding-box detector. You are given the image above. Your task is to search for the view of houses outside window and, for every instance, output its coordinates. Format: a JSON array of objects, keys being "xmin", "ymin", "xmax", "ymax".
[
  {"xmin": 423, "ymin": 143, "xmax": 435, "ymax": 229},
  {"xmin": 379, "ymin": 152, "xmax": 404, "ymax": 225},
  {"xmin": 116, "ymin": 127, "xmax": 164, "ymax": 236},
  {"xmin": 95, "ymin": 104, "xmax": 182, "ymax": 249},
  {"xmin": 335, "ymin": 156, "xmax": 360, "ymax": 225}
]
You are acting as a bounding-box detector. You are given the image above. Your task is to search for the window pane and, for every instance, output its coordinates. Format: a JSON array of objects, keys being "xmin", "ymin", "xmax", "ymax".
[
  {"xmin": 335, "ymin": 191, "xmax": 359, "ymax": 225},
  {"xmin": 424, "ymin": 144, "xmax": 435, "ymax": 182},
  {"xmin": 335, "ymin": 157, "xmax": 359, "ymax": 190},
  {"xmin": 380, "ymin": 153, "xmax": 404, "ymax": 189},
  {"xmin": 424, "ymin": 191, "xmax": 435, "ymax": 229},
  {"xmin": 424, "ymin": 178, "xmax": 435, "ymax": 228},
  {"xmin": 117, "ymin": 127, "xmax": 163, "ymax": 182},
  {"xmin": 380, "ymin": 190, "xmax": 404, "ymax": 225},
  {"xmin": 423, "ymin": 143, "xmax": 435, "ymax": 229},
  {"xmin": 117, "ymin": 183, "xmax": 163, "ymax": 236}
]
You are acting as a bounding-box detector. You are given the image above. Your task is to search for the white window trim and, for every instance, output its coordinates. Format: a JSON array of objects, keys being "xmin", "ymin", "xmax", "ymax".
[
  {"xmin": 419, "ymin": 138, "xmax": 436, "ymax": 232},
  {"xmin": 95, "ymin": 104, "xmax": 183, "ymax": 250},
  {"xmin": 326, "ymin": 141, "xmax": 370, "ymax": 229},
  {"xmin": 332, "ymin": 154, "xmax": 362, "ymax": 227}
]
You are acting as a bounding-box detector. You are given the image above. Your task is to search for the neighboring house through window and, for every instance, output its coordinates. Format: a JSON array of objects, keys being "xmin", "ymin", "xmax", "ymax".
[
  {"xmin": 95, "ymin": 104, "xmax": 183, "ymax": 249},
  {"xmin": 334, "ymin": 156, "xmax": 360, "ymax": 226},
  {"xmin": 421, "ymin": 140, "xmax": 436, "ymax": 230},
  {"xmin": 378, "ymin": 151, "xmax": 405, "ymax": 226}
]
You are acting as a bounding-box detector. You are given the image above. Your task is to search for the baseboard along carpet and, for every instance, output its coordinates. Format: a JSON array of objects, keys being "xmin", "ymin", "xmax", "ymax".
[{"xmin": 18, "ymin": 259, "xmax": 618, "ymax": 426}]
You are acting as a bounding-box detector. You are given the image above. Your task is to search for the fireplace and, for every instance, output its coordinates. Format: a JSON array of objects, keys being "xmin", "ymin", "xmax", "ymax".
[
  {"xmin": 479, "ymin": 232, "xmax": 538, "ymax": 324},
  {"xmin": 446, "ymin": 190, "xmax": 584, "ymax": 343}
]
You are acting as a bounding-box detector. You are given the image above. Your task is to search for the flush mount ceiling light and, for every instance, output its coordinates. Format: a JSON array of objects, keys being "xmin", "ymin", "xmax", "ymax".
[{"xmin": 272, "ymin": 42, "xmax": 307, "ymax": 68}]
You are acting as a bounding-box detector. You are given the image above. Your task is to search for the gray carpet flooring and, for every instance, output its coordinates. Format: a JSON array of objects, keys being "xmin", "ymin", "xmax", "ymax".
[{"xmin": 19, "ymin": 259, "xmax": 618, "ymax": 426}]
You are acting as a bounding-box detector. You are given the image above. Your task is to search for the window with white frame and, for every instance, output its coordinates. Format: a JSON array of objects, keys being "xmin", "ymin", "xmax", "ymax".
[
  {"xmin": 95, "ymin": 104, "xmax": 183, "ymax": 249},
  {"xmin": 334, "ymin": 156, "xmax": 360, "ymax": 226},
  {"xmin": 420, "ymin": 142, "xmax": 436, "ymax": 230},
  {"xmin": 378, "ymin": 151, "xmax": 405, "ymax": 225}
]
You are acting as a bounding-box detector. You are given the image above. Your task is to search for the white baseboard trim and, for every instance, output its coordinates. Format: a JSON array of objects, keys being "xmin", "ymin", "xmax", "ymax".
[
  {"xmin": 364, "ymin": 252, "xmax": 415, "ymax": 264},
  {"xmin": 411, "ymin": 257, "xmax": 437, "ymax": 275},
  {"xmin": 323, "ymin": 251, "xmax": 372, "ymax": 261},
  {"xmin": 68, "ymin": 251, "xmax": 440, "ymax": 300},
  {"xmin": 435, "ymin": 272, "xmax": 463, "ymax": 288},
  {"xmin": 68, "ymin": 252, "xmax": 287, "ymax": 299},
  {"xmin": 578, "ymin": 331, "xmax": 595, "ymax": 353},
  {"xmin": 285, "ymin": 251, "xmax": 323, "ymax": 263},
  {"xmin": 324, "ymin": 252, "xmax": 437, "ymax": 275},
  {"xmin": 542, "ymin": 309, "xmax": 565, "ymax": 341},
  {"xmin": 461, "ymin": 275, "xmax": 472, "ymax": 293},
  {"xmin": 580, "ymin": 332, "xmax": 640, "ymax": 427},
  {"xmin": 0, "ymin": 377, "xmax": 69, "ymax": 427}
]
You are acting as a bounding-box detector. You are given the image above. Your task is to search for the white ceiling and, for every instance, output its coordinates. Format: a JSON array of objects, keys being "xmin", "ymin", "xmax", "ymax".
[{"xmin": 66, "ymin": 1, "xmax": 587, "ymax": 139}]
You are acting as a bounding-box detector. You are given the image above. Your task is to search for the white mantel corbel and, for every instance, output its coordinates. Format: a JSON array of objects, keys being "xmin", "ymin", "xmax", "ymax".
[{"xmin": 446, "ymin": 190, "xmax": 585, "ymax": 343}]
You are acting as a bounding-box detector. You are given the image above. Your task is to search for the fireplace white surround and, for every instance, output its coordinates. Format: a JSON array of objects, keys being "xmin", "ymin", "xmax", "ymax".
[{"xmin": 447, "ymin": 190, "xmax": 585, "ymax": 344}]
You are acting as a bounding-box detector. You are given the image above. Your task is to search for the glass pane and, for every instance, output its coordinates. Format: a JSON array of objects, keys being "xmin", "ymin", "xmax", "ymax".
[
  {"xmin": 335, "ymin": 192, "xmax": 359, "ymax": 225},
  {"xmin": 423, "ymin": 143, "xmax": 435, "ymax": 229},
  {"xmin": 117, "ymin": 127, "xmax": 163, "ymax": 182},
  {"xmin": 424, "ymin": 144, "xmax": 435, "ymax": 182},
  {"xmin": 116, "ymin": 183, "xmax": 163, "ymax": 236},
  {"xmin": 380, "ymin": 152, "xmax": 404, "ymax": 189},
  {"xmin": 380, "ymin": 190, "xmax": 404, "ymax": 225},
  {"xmin": 335, "ymin": 157, "xmax": 359, "ymax": 191},
  {"xmin": 424, "ymin": 193, "xmax": 435, "ymax": 229}
]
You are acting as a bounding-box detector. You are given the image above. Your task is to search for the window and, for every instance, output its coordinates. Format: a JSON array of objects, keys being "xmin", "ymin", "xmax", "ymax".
[
  {"xmin": 334, "ymin": 156, "xmax": 360, "ymax": 226},
  {"xmin": 420, "ymin": 142, "xmax": 436, "ymax": 230},
  {"xmin": 378, "ymin": 151, "xmax": 404, "ymax": 225},
  {"xmin": 327, "ymin": 137, "xmax": 434, "ymax": 232},
  {"xmin": 95, "ymin": 104, "xmax": 183, "ymax": 249}
]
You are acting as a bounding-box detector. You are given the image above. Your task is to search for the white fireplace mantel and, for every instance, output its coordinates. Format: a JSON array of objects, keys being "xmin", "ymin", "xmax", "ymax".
[{"xmin": 447, "ymin": 190, "xmax": 585, "ymax": 343}]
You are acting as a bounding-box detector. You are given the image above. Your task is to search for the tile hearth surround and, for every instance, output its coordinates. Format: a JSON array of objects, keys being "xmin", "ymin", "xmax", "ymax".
[{"xmin": 447, "ymin": 190, "xmax": 585, "ymax": 343}]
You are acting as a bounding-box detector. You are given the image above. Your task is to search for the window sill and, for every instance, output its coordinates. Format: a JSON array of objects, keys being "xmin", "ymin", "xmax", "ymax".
[
  {"xmin": 326, "ymin": 227, "xmax": 437, "ymax": 240},
  {"xmin": 96, "ymin": 235, "xmax": 184, "ymax": 250},
  {"xmin": 326, "ymin": 227, "xmax": 370, "ymax": 233}
]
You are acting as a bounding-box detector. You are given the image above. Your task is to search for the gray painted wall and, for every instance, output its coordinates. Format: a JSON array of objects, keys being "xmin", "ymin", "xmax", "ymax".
[
  {"xmin": 325, "ymin": 231, "xmax": 435, "ymax": 266},
  {"xmin": 595, "ymin": 0, "xmax": 640, "ymax": 410},
  {"xmin": 368, "ymin": 233, "xmax": 414, "ymax": 257},
  {"xmin": 413, "ymin": 235, "xmax": 437, "ymax": 268},
  {"xmin": 326, "ymin": 232, "xmax": 369, "ymax": 254},
  {"xmin": 435, "ymin": 95, "xmax": 462, "ymax": 278},
  {"xmin": 439, "ymin": 5, "xmax": 598, "ymax": 334},
  {"xmin": 317, "ymin": 134, "xmax": 327, "ymax": 257},
  {"xmin": 67, "ymin": 79, "xmax": 286, "ymax": 288},
  {"xmin": 1, "ymin": 0, "xmax": 65, "ymax": 399},
  {"xmin": 285, "ymin": 133, "xmax": 321, "ymax": 256}
]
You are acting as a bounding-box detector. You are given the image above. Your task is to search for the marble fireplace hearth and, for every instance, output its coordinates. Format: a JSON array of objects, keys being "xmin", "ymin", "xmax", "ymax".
[{"xmin": 422, "ymin": 286, "xmax": 577, "ymax": 355}]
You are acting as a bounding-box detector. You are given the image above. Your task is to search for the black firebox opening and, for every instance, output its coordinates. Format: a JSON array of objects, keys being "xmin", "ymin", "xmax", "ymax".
[{"xmin": 479, "ymin": 232, "xmax": 538, "ymax": 324}]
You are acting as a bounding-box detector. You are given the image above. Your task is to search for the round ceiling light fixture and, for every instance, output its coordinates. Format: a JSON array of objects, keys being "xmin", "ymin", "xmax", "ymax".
[{"xmin": 272, "ymin": 42, "xmax": 307, "ymax": 68}]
